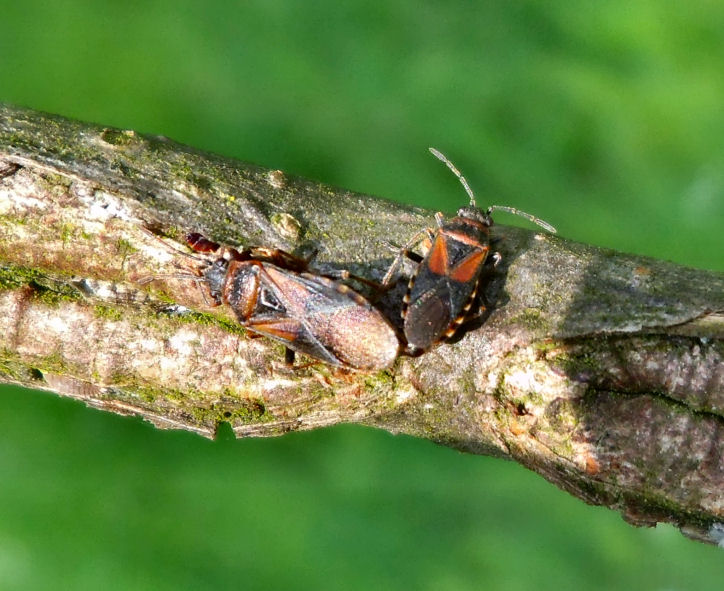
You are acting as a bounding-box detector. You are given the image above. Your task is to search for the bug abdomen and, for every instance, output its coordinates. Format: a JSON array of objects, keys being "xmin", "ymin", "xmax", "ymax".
[{"xmin": 404, "ymin": 282, "xmax": 453, "ymax": 350}]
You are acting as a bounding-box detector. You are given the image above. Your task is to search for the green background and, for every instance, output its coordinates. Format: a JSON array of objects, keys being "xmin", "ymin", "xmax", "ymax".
[{"xmin": 1, "ymin": 1, "xmax": 722, "ymax": 589}]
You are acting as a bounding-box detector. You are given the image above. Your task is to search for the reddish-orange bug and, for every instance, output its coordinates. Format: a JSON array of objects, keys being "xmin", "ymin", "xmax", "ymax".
[
  {"xmin": 384, "ymin": 148, "xmax": 556, "ymax": 352},
  {"xmin": 185, "ymin": 233, "xmax": 400, "ymax": 371}
]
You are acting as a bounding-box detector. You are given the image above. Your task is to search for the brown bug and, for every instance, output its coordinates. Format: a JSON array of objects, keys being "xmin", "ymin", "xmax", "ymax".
[
  {"xmin": 184, "ymin": 233, "xmax": 400, "ymax": 371},
  {"xmin": 384, "ymin": 148, "xmax": 556, "ymax": 353}
]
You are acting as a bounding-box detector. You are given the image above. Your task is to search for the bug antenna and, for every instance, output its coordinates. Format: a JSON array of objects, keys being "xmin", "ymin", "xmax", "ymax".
[
  {"xmin": 486, "ymin": 205, "xmax": 557, "ymax": 234},
  {"xmin": 138, "ymin": 272, "xmax": 214, "ymax": 306},
  {"xmin": 429, "ymin": 147, "xmax": 477, "ymax": 207},
  {"xmin": 137, "ymin": 270, "xmax": 202, "ymax": 286},
  {"xmin": 139, "ymin": 227, "xmax": 208, "ymax": 262}
]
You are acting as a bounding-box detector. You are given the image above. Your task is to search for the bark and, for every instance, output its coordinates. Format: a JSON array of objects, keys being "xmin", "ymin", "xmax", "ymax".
[{"xmin": 1, "ymin": 103, "xmax": 722, "ymax": 545}]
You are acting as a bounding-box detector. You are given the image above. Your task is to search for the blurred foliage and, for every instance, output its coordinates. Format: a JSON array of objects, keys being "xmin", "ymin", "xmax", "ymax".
[{"xmin": 0, "ymin": 1, "xmax": 722, "ymax": 589}]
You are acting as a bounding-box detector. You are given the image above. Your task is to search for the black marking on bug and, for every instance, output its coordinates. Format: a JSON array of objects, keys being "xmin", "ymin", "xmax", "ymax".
[{"xmin": 384, "ymin": 148, "xmax": 556, "ymax": 353}]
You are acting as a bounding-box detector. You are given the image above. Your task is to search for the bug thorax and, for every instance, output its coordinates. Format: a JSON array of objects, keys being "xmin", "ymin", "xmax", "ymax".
[{"xmin": 456, "ymin": 205, "xmax": 493, "ymax": 227}]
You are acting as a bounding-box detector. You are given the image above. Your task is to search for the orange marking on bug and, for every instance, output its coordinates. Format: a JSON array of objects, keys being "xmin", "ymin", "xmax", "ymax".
[
  {"xmin": 427, "ymin": 236, "xmax": 449, "ymax": 275},
  {"xmin": 224, "ymin": 260, "xmax": 260, "ymax": 319},
  {"xmin": 449, "ymin": 248, "xmax": 488, "ymax": 282},
  {"xmin": 249, "ymin": 319, "xmax": 302, "ymax": 341}
]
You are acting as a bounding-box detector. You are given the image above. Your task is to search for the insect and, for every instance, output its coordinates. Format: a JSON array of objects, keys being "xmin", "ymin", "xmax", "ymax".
[
  {"xmin": 184, "ymin": 233, "xmax": 400, "ymax": 371},
  {"xmin": 384, "ymin": 148, "xmax": 556, "ymax": 353}
]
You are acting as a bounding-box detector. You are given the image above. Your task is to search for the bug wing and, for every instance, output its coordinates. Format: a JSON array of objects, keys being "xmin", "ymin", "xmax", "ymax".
[
  {"xmin": 404, "ymin": 280, "xmax": 453, "ymax": 350},
  {"xmin": 257, "ymin": 267, "xmax": 398, "ymax": 370},
  {"xmin": 242, "ymin": 267, "xmax": 342, "ymax": 366},
  {"xmin": 296, "ymin": 273, "xmax": 399, "ymax": 370}
]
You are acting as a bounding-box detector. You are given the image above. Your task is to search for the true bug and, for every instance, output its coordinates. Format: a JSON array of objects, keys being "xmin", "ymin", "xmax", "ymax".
[
  {"xmin": 384, "ymin": 148, "xmax": 556, "ymax": 353},
  {"xmin": 184, "ymin": 233, "xmax": 400, "ymax": 371}
]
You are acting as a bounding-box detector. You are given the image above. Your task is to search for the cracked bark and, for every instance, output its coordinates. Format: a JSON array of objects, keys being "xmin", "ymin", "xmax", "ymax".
[{"xmin": 1, "ymin": 103, "xmax": 722, "ymax": 546}]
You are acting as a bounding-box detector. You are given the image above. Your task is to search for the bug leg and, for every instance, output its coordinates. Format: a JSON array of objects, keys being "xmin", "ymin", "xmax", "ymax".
[
  {"xmin": 320, "ymin": 269, "xmax": 390, "ymax": 295},
  {"xmin": 192, "ymin": 277, "xmax": 217, "ymax": 307},
  {"xmin": 281, "ymin": 350, "xmax": 339, "ymax": 372},
  {"xmin": 381, "ymin": 228, "xmax": 433, "ymax": 287},
  {"xmin": 405, "ymin": 250, "xmax": 424, "ymax": 264},
  {"xmin": 383, "ymin": 241, "xmax": 424, "ymax": 264},
  {"xmin": 284, "ymin": 347, "xmax": 296, "ymax": 366},
  {"xmin": 385, "ymin": 241, "xmax": 425, "ymax": 264},
  {"xmin": 241, "ymin": 247, "xmax": 309, "ymax": 272}
]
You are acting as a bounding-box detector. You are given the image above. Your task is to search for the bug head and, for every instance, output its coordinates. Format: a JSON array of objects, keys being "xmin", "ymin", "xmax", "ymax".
[
  {"xmin": 200, "ymin": 258, "xmax": 229, "ymax": 302},
  {"xmin": 456, "ymin": 204, "xmax": 493, "ymax": 226}
]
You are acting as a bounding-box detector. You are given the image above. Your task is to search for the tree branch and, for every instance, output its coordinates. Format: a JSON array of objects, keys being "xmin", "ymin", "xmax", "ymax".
[{"xmin": 1, "ymin": 103, "xmax": 722, "ymax": 545}]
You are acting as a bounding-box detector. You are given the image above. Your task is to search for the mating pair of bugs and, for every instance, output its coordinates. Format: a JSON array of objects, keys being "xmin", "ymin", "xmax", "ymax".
[{"xmin": 178, "ymin": 149, "xmax": 556, "ymax": 371}]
